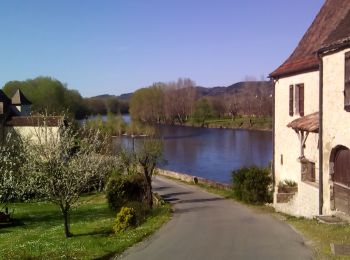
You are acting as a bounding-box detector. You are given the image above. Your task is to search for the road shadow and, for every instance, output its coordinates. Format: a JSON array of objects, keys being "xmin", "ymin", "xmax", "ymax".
[
  {"xmin": 176, "ymin": 197, "xmax": 224, "ymax": 204},
  {"xmin": 161, "ymin": 192, "xmax": 192, "ymax": 198},
  {"xmin": 153, "ymin": 186, "xmax": 171, "ymax": 191},
  {"xmin": 174, "ymin": 205, "xmax": 209, "ymax": 214}
]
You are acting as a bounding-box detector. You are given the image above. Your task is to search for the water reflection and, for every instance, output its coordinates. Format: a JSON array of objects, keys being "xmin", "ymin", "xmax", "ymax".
[{"xmin": 117, "ymin": 123, "xmax": 272, "ymax": 184}]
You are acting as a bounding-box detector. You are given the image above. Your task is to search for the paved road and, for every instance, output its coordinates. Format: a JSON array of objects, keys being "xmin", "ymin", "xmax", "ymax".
[{"xmin": 118, "ymin": 176, "xmax": 312, "ymax": 260}]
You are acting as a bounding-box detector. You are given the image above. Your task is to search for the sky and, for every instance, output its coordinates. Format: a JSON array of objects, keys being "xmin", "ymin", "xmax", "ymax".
[{"xmin": 0, "ymin": 0, "xmax": 324, "ymax": 97}]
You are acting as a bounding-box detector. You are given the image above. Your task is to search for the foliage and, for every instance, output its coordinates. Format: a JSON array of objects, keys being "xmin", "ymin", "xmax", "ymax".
[
  {"xmin": 0, "ymin": 133, "xmax": 27, "ymax": 207},
  {"xmin": 278, "ymin": 180, "xmax": 297, "ymax": 188},
  {"xmin": 125, "ymin": 201, "xmax": 150, "ymax": 224},
  {"xmin": 23, "ymin": 119, "xmax": 115, "ymax": 237},
  {"xmin": 86, "ymin": 112, "xmax": 126, "ymax": 136},
  {"xmin": 113, "ymin": 207, "xmax": 136, "ymax": 233},
  {"xmin": 85, "ymin": 96, "xmax": 129, "ymax": 116},
  {"xmin": 0, "ymin": 193, "xmax": 172, "ymax": 259},
  {"xmin": 125, "ymin": 121, "xmax": 156, "ymax": 136},
  {"xmin": 129, "ymin": 83, "xmax": 165, "ymax": 123},
  {"xmin": 106, "ymin": 174, "xmax": 146, "ymax": 211},
  {"xmin": 232, "ymin": 167, "xmax": 272, "ymax": 204},
  {"xmin": 192, "ymin": 98, "xmax": 215, "ymax": 126},
  {"xmin": 3, "ymin": 76, "xmax": 88, "ymax": 119}
]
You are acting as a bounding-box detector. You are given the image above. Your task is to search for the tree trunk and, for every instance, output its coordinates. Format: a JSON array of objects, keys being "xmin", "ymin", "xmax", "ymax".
[
  {"xmin": 142, "ymin": 168, "xmax": 153, "ymax": 208},
  {"xmin": 61, "ymin": 207, "xmax": 72, "ymax": 238}
]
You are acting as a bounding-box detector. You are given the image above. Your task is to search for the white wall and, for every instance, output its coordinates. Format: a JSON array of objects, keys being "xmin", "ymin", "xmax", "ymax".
[
  {"xmin": 274, "ymin": 71, "xmax": 320, "ymax": 216},
  {"xmin": 322, "ymin": 47, "xmax": 350, "ymax": 215},
  {"xmin": 6, "ymin": 126, "xmax": 60, "ymax": 143}
]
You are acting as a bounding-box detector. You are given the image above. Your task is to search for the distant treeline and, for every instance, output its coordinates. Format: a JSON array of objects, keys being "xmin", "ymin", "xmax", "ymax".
[
  {"xmin": 2, "ymin": 77, "xmax": 129, "ymax": 119},
  {"xmin": 130, "ymin": 78, "xmax": 273, "ymax": 125}
]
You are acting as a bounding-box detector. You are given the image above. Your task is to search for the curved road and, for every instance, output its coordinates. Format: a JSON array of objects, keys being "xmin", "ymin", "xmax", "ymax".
[{"xmin": 118, "ymin": 176, "xmax": 312, "ymax": 260}]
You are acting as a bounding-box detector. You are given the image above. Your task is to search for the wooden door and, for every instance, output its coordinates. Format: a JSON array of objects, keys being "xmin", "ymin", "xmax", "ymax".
[{"xmin": 334, "ymin": 148, "xmax": 350, "ymax": 214}]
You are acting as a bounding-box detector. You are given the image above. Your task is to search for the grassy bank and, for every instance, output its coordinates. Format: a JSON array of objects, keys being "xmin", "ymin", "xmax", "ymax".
[
  {"xmin": 160, "ymin": 175, "xmax": 349, "ymax": 260},
  {"xmin": 0, "ymin": 193, "xmax": 171, "ymax": 259},
  {"xmin": 185, "ymin": 116, "xmax": 272, "ymax": 131}
]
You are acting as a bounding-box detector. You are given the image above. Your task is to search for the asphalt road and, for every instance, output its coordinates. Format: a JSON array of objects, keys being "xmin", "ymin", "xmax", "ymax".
[{"xmin": 118, "ymin": 176, "xmax": 312, "ymax": 260}]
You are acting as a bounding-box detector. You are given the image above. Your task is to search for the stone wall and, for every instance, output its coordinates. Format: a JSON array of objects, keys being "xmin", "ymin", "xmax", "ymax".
[
  {"xmin": 157, "ymin": 169, "xmax": 231, "ymax": 190},
  {"xmin": 274, "ymin": 181, "xmax": 319, "ymax": 218}
]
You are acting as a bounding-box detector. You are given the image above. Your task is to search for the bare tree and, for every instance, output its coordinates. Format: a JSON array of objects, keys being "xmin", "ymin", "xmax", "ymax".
[{"xmin": 164, "ymin": 78, "xmax": 196, "ymax": 124}]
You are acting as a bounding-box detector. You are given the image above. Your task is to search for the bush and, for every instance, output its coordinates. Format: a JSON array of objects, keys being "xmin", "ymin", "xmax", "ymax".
[
  {"xmin": 232, "ymin": 167, "xmax": 272, "ymax": 204},
  {"xmin": 113, "ymin": 207, "xmax": 136, "ymax": 233},
  {"xmin": 125, "ymin": 201, "xmax": 150, "ymax": 224},
  {"xmin": 106, "ymin": 174, "xmax": 146, "ymax": 211}
]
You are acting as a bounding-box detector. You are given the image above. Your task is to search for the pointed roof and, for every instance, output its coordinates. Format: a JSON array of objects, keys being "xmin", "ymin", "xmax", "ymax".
[
  {"xmin": 0, "ymin": 90, "xmax": 11, "ymax": 104},
  {"xmin": 11, "ymin": 89, "xmax": 31, "ymax": 105},
  {"xmin": 270, "ymin": 0, "xmax": 350, "ymax": 78}
]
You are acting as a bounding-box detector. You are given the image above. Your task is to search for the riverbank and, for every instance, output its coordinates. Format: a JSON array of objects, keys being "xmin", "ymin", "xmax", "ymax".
[{"xmin": 172, "ymin": 116, "xmax": 272, "ymax": 131}]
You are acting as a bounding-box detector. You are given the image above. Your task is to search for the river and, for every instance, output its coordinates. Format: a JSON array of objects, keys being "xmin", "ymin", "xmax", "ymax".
[{"xmin": 117, "ymin": 115, "xmax": 272, "ymax": 184}]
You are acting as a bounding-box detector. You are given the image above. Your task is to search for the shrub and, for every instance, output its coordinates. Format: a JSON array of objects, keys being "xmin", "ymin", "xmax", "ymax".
[
  {"xmin": 106, "ymin": 174, "xmax": 146, "ymax": 211},
  {"xmin": 232, "ymin": 167, "xmax": 272, "ymax": 204},
  {"xmin": 113, "ymin": 207, "xmax": 136, "ymax": 233},
  {"xmin": 125, "ymin": 201, "xmax": 150, "ymax": 224}
]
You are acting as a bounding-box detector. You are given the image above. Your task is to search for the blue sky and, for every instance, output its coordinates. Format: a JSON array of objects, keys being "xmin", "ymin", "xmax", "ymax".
[{"xmin": 0, "ymin": 0, "xmax": 324, "ymax": 97}]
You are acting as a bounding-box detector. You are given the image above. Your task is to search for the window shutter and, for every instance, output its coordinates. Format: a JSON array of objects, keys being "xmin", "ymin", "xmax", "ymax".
[
  {"xmin": 345, "ymin": 52, "xmax": 350, "ymax": 112},
  {"xmin": 295, "ymin": 85, "xmax": 299, "ymax": 115},
  {"xmin": 289, "ymin": 85, "xmax": 294, "ymax": 116},
  {"xmin": 299, "ymin": 84, "xmax": 304, "ymax": 116}
]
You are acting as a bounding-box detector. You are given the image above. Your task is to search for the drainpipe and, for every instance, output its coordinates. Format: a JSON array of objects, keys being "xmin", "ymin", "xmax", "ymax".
[
  {"xmin": 272, "ymin": 79, "xmax": 276, "ymax": 192},
  {"xmin": 318, "ymin": 53, "xmax": 324, "ymax": 216}
]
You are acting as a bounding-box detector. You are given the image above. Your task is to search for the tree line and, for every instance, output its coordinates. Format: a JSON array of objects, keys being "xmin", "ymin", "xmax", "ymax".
[
  {"xmin": 129, "ymin": 78, "xmax": 273, "ymax": 125},
  {"xmin": 2, "ymin": 77, "xmax": 129, "ymax": 119}
]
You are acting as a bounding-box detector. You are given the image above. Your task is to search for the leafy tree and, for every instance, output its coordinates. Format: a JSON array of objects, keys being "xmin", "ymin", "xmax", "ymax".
[
  {"xmin": 24, "ymin": 119, "xmax": 114, "ymax": 237},
  {"xmin": 0, "ymin": 133, "xmax": 27, "ymax": 211},
  {"xmin": 192, "ymin": 98, "xmax": 215, "ymax": 127},
  {"xmin": 129, "ymin": 84, "xmax": 165, "ymax": 123},
  {"xmin": 2, "ymin": 76, "xmax": 87, "ymax": 119}
]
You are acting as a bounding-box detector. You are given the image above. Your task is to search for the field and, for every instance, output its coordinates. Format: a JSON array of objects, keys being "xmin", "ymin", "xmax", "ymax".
[{"xmin": 0, "ymin": 194, "xmax": 171, "ymax": 259}]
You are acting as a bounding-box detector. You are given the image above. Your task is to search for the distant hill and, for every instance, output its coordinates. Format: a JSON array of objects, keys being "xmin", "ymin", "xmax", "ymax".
[
  {"xmin": 195, "ymin": 81, "xmax": 273, "ymax": 98},
  {"xmin": 91, "ymin": 81, "xmax": 273, "ymax": 101}
]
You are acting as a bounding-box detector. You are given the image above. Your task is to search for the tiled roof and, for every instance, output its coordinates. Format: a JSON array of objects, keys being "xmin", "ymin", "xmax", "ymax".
[
  {"xmin": 319, "ymin": 10, "xmax": 350, "ymax": 52},
  {"xmin": 287, "ymin": 112, "xmax": 319, "ymax": 133},
  {"xmin": 270, "ymin": 0, "xmax": 350, "ymax": 78}
]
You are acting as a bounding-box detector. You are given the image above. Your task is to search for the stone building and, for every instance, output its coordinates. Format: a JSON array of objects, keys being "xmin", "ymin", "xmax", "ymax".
[
  {"xmin": 270, "ymin": 0, "xmax": 350, "ymax": 218},
  {"xmin": 0, "ymin": 89, "xmax": 62, "ymax": 143}
]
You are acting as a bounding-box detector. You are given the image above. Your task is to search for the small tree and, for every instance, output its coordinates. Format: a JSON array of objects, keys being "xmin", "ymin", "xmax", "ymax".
[
  {"xmin": 0, "ymin": 132, "xmax": 27, "ymax": 212},
  {"xmin": 193, "ymin": 99, "xmax": 215, "ymax": 127},
  {"xmin": 24, "ymin": 119, "xmax": 114, "ymax": 237},
  {"xmin": 136, "ymin": 138, "xmax": 163, "ymax": 208}
]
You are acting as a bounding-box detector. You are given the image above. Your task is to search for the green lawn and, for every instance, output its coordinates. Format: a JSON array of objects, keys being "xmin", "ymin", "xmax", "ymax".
[
  {"xmin": 0, "ymin": 194, "xmax": 171, "ymax": 259},
  {"xmin": 186, "ymin": 116, "xmax": 272, "ymax": 130}
]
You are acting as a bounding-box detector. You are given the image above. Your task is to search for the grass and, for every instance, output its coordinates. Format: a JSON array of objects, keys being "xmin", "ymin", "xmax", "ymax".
[
  {"xmin": 159, "ymin": 174, "xmax": 350, "ymax": 260},
  {"xmin": 185, "ymin": 116, "xmax": 272, "ymax": 131},
  {"xmin": 284, "ymin": 216, "xmax": 350, "ymax": 260},
  {"xmin": 0, "ymin": 193, "xmax": 171, "ymax": 260}
]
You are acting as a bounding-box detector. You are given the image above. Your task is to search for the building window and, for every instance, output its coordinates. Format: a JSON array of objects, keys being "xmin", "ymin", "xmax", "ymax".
[
  {"xmin": 289, "ymin": 84, "xmax": 304, "ymax": 116},
  {"xmin": 345, "ymin": 52, "xmax": 350, "ymax": 111}
]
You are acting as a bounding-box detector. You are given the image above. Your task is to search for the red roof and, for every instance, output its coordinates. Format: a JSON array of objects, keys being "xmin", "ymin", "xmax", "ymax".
[
  {"xmin": 270, "ymin": 0, "xmax": 350, "ymax": 78},
  {"xmin": 6, "ymin": 116, "xmax": 64, "ymax": 127}
]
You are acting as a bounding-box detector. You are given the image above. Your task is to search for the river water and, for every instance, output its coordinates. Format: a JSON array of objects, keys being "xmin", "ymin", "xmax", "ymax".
[{"xmin": 118, "ymin": 115, "xmax": 272, "ymax": 184}]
